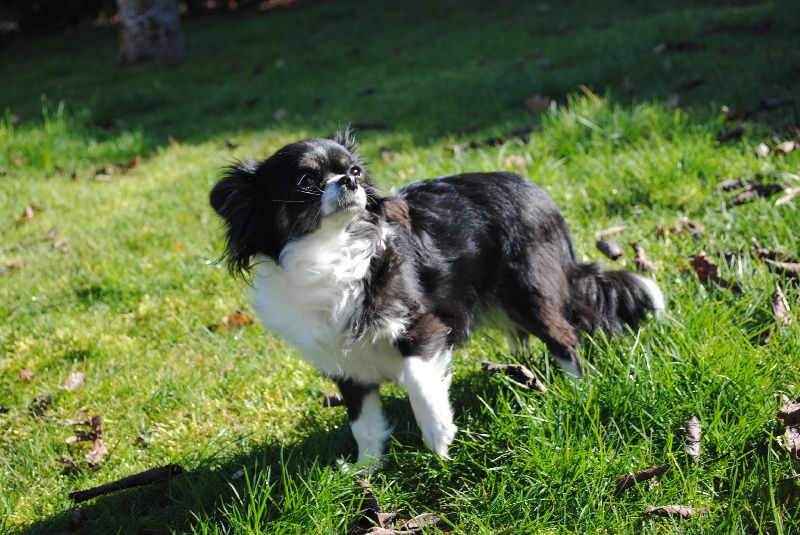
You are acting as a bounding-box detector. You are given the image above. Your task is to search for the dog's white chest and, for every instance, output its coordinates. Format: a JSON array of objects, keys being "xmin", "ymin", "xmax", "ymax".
[{"xmin": 252, "ymin": 218, "xmax": 404, "ymax": 384}]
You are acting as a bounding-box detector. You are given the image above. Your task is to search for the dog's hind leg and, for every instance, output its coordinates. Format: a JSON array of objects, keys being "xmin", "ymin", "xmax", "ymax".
[{"xmin": 336, "ymin": 378, "xmax": 391, "ymax": 469}]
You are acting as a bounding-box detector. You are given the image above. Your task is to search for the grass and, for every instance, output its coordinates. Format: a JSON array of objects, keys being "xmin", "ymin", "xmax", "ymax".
[{"xmin": 1, "ymin": 0, "xmax": 799, "ymax": 533}]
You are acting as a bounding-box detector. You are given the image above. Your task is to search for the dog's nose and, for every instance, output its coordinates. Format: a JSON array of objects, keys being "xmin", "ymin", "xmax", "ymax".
[{"xmin": 337, "ymin": 175, "xmax": 359, "ymax": 191}]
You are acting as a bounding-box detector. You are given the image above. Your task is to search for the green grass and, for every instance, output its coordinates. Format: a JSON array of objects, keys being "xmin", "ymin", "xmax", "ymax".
[{"xmin": 1, "ymin": 0, "xmax": 799, "ymax": 533}]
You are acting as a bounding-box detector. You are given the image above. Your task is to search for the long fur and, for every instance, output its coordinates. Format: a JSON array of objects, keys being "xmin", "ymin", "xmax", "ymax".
[{"xmin": 210, "ymin": 131, "xmax": 665, "ymax": 466}]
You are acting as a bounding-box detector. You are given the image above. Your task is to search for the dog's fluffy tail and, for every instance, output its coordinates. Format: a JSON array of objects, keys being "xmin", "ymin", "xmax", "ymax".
[{"xmin": 568, "ymin": 265, "xmax": 665, "ymax": 334}]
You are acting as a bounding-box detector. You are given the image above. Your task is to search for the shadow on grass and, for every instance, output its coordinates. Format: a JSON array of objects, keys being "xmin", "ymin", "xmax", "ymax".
[{"xmin": 2, "ymin": 0, "xmax": 798, "ymax": 168}]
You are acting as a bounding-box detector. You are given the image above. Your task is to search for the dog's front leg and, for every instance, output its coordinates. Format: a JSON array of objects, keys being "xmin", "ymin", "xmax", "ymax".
[
  {"xmin": 403, "ymin": 352, "xmax": 457, "ymax": 458},
  {"xmin": 336, "ymin": 378, "xmax": 391, "ymax": 469}
]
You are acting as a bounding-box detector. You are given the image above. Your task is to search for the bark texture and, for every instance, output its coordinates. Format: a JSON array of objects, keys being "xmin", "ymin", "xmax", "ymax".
[{"xmin": 116, "ymin": 0, "xmax": 185, "ymax": 65}]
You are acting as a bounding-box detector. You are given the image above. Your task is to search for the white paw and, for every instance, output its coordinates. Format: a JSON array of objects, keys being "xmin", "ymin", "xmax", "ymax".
[
  {"xmin": 337, "ymin": 453, "xmax": 383, "ymax": 475},
  {"xmin": 421, "ymin": 421, "xmax": 457, "ymax": 459}
]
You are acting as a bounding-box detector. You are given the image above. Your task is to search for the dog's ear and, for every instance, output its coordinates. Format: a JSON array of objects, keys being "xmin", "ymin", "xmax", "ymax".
[
  {"xmin": 210, "ymin": 160, "xmax": 271, "ymax": 277},
  {"xmin": 333, "ymin": 127, "xmax": 357, "ymax": 153}
]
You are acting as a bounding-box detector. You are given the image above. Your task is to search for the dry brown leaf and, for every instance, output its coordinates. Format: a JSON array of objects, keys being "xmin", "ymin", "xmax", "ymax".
[
  {"xmin": 686, "ymin": 415, "xmax": 701, "ymax": 460},
  {"xmin": 780, "ymin": 426, "xmax": 800, "ymax": 460},
  {"xmin": 656, "ymin": 218, "xmax": 705, "ymax": 238},
  {"xmin": 631, "ymin": 242, "xmax": 657, "ymax": 272},
  {"xmin": 31, "ymin": 394, "xmax": 52, "ymax": 418},
  {"xmin": 594, "ymin": 225, "xmax": 628, "ymax": 239},
  {"xmin": 18, "ymin": 369, "xmax": 33, "ymax": 382},
  {"xmin": 46, "ymin": 228, "xmax": 58, "ymax": 240},
  {"xmin": 209, "ymin": 310, "xmax": 255, "ymax": 332},
  {"xmin": 85, "ymin": 439, "xmax": 108, "ymax": 467},
  {"xmin": 751, "ymin": 237, "xmax": 787, "ymax": 262},
  {"xmin": 64, "ymin": 372, "xmax": 85, "ymax": 391},
  {"xmin": 482, "ymin": 361, "xmax": 547, "ymax": 393},
  {"xmin": 775, "ymin": 187, "xmax": 800, "ymax": 206},
  {"xmin": 774, "ymin": 141, "xmax": 799, "ymax": 155},
  {"xmin": 53, "ymin": 238, "xmax": 71, "ymax": 252},
  {"xmin": 690, "ymin": 253, "xmax": 742, "ymax": 293},
  {"xmin": 772, "ymin": 288, "xmax": 791, "ymax": 326},
  {"xmin": 725, "ymin": 184, "xmax": 784, "ymax": 208},
  {"xmin": 717, "ymin": 178, "xmax": 753, "ymax": 192},
  {"xmin": 763, "ymin": 258, "xmax": 800, "ymax": 280},
  {"xmin": 524, "ymin": 94, "xmax": 552, "ymax": 112},
  {"xmin": 644, "ymin": 504, "xmax": 707, "ymax": 520},
  {"xmin": 21, "ymin": 205, "xmax": 34, "ymax": 223},
  {"xmin": 778, "ymin": 396, "xmax": 800, "ymax": 427},
  {"xmin": 1, "ymin": 257, "xmax": 23, "ymax": 274},
  {"xmin": 613, "ymin": 464, "xmax": 670, "ymax": 495},
  {"xmin": 596, "ymin": 240, "xmax": 623, "ymax": 261}
]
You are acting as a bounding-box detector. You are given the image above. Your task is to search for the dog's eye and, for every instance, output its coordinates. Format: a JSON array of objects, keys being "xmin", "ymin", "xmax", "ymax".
[
  {"xmin": 298, "ymin": 175, "xmax": 317, "ymax": 189},
  {"xmin": 349, "ymin": 166, "xmax": 361, "ymax": 177}
]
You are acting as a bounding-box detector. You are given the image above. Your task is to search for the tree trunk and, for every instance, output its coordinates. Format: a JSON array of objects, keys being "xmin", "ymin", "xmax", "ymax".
[{"xmin": 116, "ymin": 0, "xmax": 185, "ymax": 65}]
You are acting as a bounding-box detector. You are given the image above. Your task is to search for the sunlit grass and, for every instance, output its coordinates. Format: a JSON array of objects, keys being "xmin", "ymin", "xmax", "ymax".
[{"xmin": 1, "ymin": 0, "xmax": 799, "ymax": 533}]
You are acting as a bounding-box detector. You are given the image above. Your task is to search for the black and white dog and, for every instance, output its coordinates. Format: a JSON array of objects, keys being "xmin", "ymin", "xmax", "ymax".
[{"xmin": 210, "ymin": 130, "xmax": 664, "ymax": 466}]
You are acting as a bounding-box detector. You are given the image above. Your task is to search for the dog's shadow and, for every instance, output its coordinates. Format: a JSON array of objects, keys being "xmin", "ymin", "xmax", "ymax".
[{"xmin": 18, "ymin": 359, "xmax": 551, "ymax": 535}]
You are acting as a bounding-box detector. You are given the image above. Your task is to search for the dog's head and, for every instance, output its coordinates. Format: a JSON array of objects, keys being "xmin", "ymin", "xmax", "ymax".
[{"xmin": 210, "ymin": 130, "xmax": 379, "ymax": 274}]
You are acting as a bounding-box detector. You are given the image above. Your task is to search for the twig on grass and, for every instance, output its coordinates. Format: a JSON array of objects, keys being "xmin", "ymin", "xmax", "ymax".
[{"xmin": 68, "ymin": 464, "xmax": 185, "ymax": 503}]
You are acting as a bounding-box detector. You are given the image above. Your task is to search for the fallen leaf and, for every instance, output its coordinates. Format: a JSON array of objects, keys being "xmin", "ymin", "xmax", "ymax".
[
  {"xmin": 85, "ymin": 439, "xmax": 108, "ymax": 467},
  {"xmin": 656, "ymin": 218, "xmax": 705, "ymax": 238},
  {"xmin": 103, "ymin": 156, "xmax": 141, "ymax": 174},
  {"xmin": 596, "ymin": 239, "xmax": 623, "ymax": 260},
  {"xmin": 760, "ymin": 97, "xmax": 795, "ymax": 110},
  {"xmin": 717, "ymin": 178, "xmax": 754, "ymax": 192},
  {"xmin": 725, "ymin": 184, "xmax": 784, "ymax": 208},
  {"xmin": 1, "ymin": 258, "xmax": 24, "ymax": 274},
  {"xmin": 397, "ymin": 513, "xmax": 444, "ymax": 532},
  {"xmin": 56, "ymin": 457, "xmax": 80, "ymax": 469},
  {"xmin": 644, "ymin": 504, "xmax": 707, "ymax": 520},
  {"xmin": 594, "ymin": 225, "xmax": 628, "ymax": 239},
  {"xmin": 31, "ymin": 394, "xmax": 52, "ymax": 418},
  {"xmin": 21, "ymin": 205, "xmax": 34, "ymax": 222},
  {"xmin": 274, "ymin": 108, "xmax": 289, "ymax": 121},
  {"xmin": 46, "ymin": 228, "xmax": 59, "ymax": 240},
  {"xmin": 209, "ymin": 310, "xmax": 255, "ymax": 332},
  {"xmin": 613, "ymin": 464, "xmax": 670, "ymax": 495},
  {"xmin": 750, "ymin": 237, "xmax": 787, "ymax": 262},
  {"xmin": 173, "ymin": 242, "xmax": 188, "ymax": 251},
  {"xmin": 774, "ymin": 141, "xmax": 799, "ymax": 155},
  {"xmin": 94, "ymin": 174, "xmax": 112, "ymax": 182},
  {"xmin": 631, "ymin": 242, "xmax": 657, "ymax": 272},
  {"xmin": 756, "ymin": 143, "xmax": 771, "ymax": 157},
  {"xmin": 380, "ymin": 148, "xmax": 394, "ymax": 162},
  {"xmin": 772, "ymin": 288, "xmax": 791, "ymax": 326},
  {"xmin": 716, "ymin": 123, "xmax": 745, "ymax": 142},
  {"xmin": 504, "ymin": 155, "xmax": 527, "ymax": 169},
  {"xmin": 778, "ymin": 396, "xmax": 800, "ymax": 426},
  {"xmin": 482, "ymin": 361, "xmax": 547, "ymax": 393},
  {"xmin": 775, "ymin": 187, "xmax": 800, "ymax": 206},
  {"xmin": 53, "ymin": 238, "xmax": 71, "ymax": 253},
  {"xmin": 780, "ymin": 426, "xmax": 800, "ymax": 460},
  {"xmin": 11, "ymin": 156, "xmax": 24, "ymax": 166},
  {"xmin": 763, "ymin": 258, "xmax": 800, "ymax": 281},
  {"xmin": 672, "ymin": 78, "xmax": 705, "ymax": 94},
  {"xmin": 64, "ymin": 372, "xmax": 85, "ymax": 391},
  {"xmin": 690, "ymin": 253, "xmax": 742, "ymax": 293},
  {"xmin": 686, "ymin": 415, "xmax": 701, "ymax": 460},
  {"xmin": 18, "ymin": 369, "xmax": 33, "ymax": 382},
  {"xmin": 524, "ymin": 94, "xmax": 552, "ymax": 112},
  {"xmin": 723, "ymin": 107, "xmax": 748, "ymax": 121}
]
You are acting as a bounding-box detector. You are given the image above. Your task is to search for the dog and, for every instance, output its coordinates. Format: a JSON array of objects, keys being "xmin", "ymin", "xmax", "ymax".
[{"xmin": 209, "ymin": 130, "xmax": 664, "ymax": 466}]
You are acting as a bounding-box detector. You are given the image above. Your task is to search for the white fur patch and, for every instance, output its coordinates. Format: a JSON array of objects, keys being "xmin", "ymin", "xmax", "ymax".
[
  {"xmin": 402, "ymin": 352, "xmax": 457, "ymax": 458},
  {"xmin": 634, "ymin": 274, "xmax": 666, "ymax": 319},
  {"xmin": 253, "ymin": 215, "xmax": 404, "ymax": 385}
]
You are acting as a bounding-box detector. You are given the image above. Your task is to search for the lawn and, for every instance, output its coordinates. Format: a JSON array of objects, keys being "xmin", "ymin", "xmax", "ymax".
[{"xmin": 1, "ymin": 0, "xmax": 799, "ymax": 533}]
